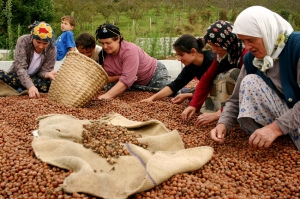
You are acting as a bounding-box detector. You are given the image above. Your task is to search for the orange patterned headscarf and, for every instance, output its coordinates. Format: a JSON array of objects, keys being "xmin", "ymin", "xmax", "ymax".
[{"xmin": 28, "ymin": 21, "xmax": 54, "ymax": 42}]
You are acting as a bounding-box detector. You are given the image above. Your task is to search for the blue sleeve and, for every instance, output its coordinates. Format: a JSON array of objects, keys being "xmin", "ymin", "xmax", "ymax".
[
  {"xmin": 64, "ymin": 31, "xmax": 76, "ymax": 49},
  {"xmin": 56, "ymin": 31, "xmax": 75, "ymax": 61}
]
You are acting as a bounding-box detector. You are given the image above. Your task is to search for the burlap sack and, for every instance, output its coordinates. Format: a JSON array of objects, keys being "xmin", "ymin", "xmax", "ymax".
[
  {"xmin": 0, "ymin": 81, "xmax": 28, "ymax": 96},
  {"xmin": 32, "ymin": 113, "xmax": 214, "ymax": 199}
]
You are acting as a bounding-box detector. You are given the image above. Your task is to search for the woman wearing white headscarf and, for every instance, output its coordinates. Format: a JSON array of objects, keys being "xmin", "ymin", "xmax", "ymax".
[{"xmin": 210, "ymin": 6, "xmax": 300, "ymax": 150}]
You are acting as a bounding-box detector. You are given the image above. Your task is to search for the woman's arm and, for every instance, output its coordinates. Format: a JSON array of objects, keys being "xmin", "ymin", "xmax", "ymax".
[
  {"xmin": 38, "ymin": 45, "xmax": 56, "ymax": 78},
  {"xmin": 171, "ymin": 93, "xmax": 193, "ymax": 104},
  {"xmin": 168, "ymin": 66, "xmax": 198, "ymax": 94},
  {"xmin": 189, "ymin": 59, "xmax": 218, "ymax": 110},
  {"xmin": 141, "ymin": 65, "xmax": 197, "ymax": 102},
  {"xmin": 141, "ymin": 86, "xmax": 174, "ymax": 102},
  {"xmin": 117, "ymin": 45, "xmax": 140, "ymax": 87},
  {"xmin": 195, "ymin": 109, "xmax": 222, "ymax": 126},
  {"xmin": 13, "ymin": 36, "xmax": 34, "ymax": 89},
  {"xmin": 98, "ymin": 81, "xmax": 127, "ymax": 99},
  {"xmin": 109, "ymin": 76, "xmax": 121, "ymax": 83},
  {"xmin": 44, "ymin": 70, "xmax": 57, "ymax": 80},
  {"xmin": 270, "ymin": 59, "xmax": 300, "ymax": 134}
]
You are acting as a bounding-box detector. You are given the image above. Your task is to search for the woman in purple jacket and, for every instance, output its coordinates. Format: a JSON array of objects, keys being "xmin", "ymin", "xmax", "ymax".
[{"xmin": 0, "ymin": 21, "xmax": 56, "ymax": 98}]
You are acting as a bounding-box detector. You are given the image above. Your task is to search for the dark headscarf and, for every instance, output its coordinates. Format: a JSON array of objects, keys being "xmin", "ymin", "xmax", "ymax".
[
  {"xmin": 95, "ymin": 23, "xmax": 121, "ymax": 40},
  {"xmin": 204, "ymin": 20, "xmax": 244, "ymax": 73},
  {"xmin": 95, "ymin": 23, "xmax": 123, "ymax": 65}
]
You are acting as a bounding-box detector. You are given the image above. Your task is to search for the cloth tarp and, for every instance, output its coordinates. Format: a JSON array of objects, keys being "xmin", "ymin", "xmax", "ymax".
[
  {"xmin": 32, "ymin": 113, "xmax": 214, "ymax": 199},
  {"xmin": 0, "ymin": 81, "xmax": 27, "ymax": 96}
]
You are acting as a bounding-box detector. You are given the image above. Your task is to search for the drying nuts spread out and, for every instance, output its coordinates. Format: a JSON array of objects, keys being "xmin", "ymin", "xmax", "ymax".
[
  {"xmin": 0, "ymin": 88, "xmax": 299, "ymax": 199},
  {"xmin": 81, "ymin": 123, "xmax": 147, "ymax": 164}
]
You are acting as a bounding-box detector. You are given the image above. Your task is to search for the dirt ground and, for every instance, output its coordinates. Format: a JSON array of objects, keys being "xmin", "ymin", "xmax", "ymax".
[{"xmin": 0, "ymin": 89, "xmax": 299, "ymax": 198}]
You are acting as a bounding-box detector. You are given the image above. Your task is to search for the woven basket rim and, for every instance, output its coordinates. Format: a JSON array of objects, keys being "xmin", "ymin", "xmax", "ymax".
[
  {"xmin": 65, "ymin": 51, "xmax": 109, "ymax": 79},
  {"xmin": 48, "ymin": 51, "xmax": 109, "ymax": 107},
  {"xmin": 63, "ymin": 51, "xmax": 109, "ymax": 85}
]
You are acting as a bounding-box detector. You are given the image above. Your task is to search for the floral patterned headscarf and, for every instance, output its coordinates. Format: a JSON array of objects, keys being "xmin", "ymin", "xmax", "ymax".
[
  {"xmin": 28, "ymin": 21, "xmax": 54, "ymax": 42},
  {"xmin": 232, "ymin": 6, "xmax": 294, "ymax": 72},
  {"xmin": 204, "ymin": 20, "xmax": 244, "ymax": 65}
]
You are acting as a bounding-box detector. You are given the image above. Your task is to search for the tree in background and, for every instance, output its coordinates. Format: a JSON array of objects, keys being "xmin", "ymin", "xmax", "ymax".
[
  {"xmin": 0, "ymin": 0, "xmax": 55, "ymax": 49},
  {"xmin": 4, "ymin": 0, "xmax": 13, "ymax": 59},
  {"xmin": 0, "ymin": 0, "xmax": 7, "ymax": 48},
  {"xmin": 52, "ymin": 0, "xmax": 100, "ymax": 36},
  {"xmin": 1, "ymin": 0, "xmax": 299, "ymax": 59},
  {"xmin": 123, "ymin": 0, "xmax": 148, "ymax": 33}
]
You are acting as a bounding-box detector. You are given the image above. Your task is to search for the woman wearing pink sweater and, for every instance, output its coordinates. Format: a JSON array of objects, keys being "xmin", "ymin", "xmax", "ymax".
[{"xmin": 95, "ymin": 23, "xmax": 171, "ymax": 99}]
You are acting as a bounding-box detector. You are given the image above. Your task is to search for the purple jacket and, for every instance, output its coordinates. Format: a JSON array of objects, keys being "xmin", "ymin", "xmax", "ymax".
[{"xmin": 8, "ymin": 34, "xmax": 56, "ymax": 89}]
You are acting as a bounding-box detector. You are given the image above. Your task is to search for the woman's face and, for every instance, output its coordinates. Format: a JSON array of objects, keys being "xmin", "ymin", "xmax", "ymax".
[
  {"xmin": 99, "ymin": 37, "xmax": 120, "ymax": 55},
  {"xmin": 32, "ymin": 39, "xmax": 50, "ymax": 54},
  {"xmin": 207, "ymin": 42, "xmax": 227, "ymax": 58},
  {"xmin": 175, "ymin": 49, "xmax": 195, "ymax": 66},
  {"xmin": 237, "ymin": 34, "xmax": 267, "ymax": 59}
]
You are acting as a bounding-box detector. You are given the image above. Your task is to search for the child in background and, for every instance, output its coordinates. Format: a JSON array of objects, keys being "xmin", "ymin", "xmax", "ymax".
[
  {"xmin": 75, "ymin": 32, "xmax": 102, "ymax": 63},
  {"xmin": 56, "ymin": 15, "xmax": 76, "ymax": 61}
]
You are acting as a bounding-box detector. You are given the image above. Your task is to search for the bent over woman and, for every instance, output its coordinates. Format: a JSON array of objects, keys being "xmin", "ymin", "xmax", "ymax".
[
  {"xmin": 182, "ymin": 20, "xmax": 247, "ymax": 125},
  {"xmin": 95, "ymin": 23, "xmax": 172, "ymax": 99},
  {"xmin": 211, "ymin": 6, "xmax": 300, "ymax": 150},
  {"xmin": 141, "ymin": 34, "xmax": 215, "ymax": 103},
  {"xmin": 0, "ymin": 21, "xmax": 57, "ymax": 98}
]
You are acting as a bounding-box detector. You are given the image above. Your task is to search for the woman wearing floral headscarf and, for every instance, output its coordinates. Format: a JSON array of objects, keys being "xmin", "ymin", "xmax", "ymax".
[
  {"xmin": 211, "ymin": 6, "xmax": 300, "ymax": 150},
  {"xmin": 181, "ymin": 20, "xmax": 247, "ymax": 125},
  {"xmin": 0, "ymin": 21, "xmax": 57, "ymax": 98}
]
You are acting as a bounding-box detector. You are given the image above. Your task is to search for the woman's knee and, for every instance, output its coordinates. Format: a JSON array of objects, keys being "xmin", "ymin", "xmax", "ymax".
[{"xmin": 240, "ymin": 74, "xmax": 262, "ymax": 90}]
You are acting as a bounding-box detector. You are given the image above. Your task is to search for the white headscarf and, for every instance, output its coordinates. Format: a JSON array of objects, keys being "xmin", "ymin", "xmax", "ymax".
[{"xmin": 232, "ymin": 6, "xmax": 294, "ymax": 72}]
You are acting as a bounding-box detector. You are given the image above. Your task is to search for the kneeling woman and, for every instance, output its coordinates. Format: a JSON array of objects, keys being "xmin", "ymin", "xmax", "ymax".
[
  {"xmin": 0, "ymin": 21, "xmax": 57, "ymax": 98},
  {"xmin": 211, "ymin": 6, "xmax": 300, "ymax": 150},
  {"xmin": 95, "ymin": 23, "xmax": 172, "ymax": 99},
  {"xmin": 141, "ymin": 34, "xmax": 215, "ymax": 103},
  {"xmin": 182, "ymin": 20, "xmax": 247, "ymax": 125}
]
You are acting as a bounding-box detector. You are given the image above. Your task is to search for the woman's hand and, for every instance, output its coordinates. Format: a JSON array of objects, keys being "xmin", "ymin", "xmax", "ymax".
[
  {"xmin": 28, "ymin": 86, "xmax": 40, "ymax": 98},
  {"xmin": 98, "ymin": 81, "xmax": 127, "ymax": 99},
  {"xmin": 171, "ymin": 93, "xmax": 192, "ymax": 104},
  {"xmin": 249, "ymin": 122, "xmax": 283, "ymax": 150},
  {"xmin": 98, "ymin": 93, "xmax": 113, "ymax": 100},
  {"xmin": 210, "ymin": 123, "xmax": 227, "ymax": 144},
  {"xmin": 140, "ymin": 97, "xmax": 154, "ymax": 102},
  {"xmin": 195, "ymin": 110, "xmax": 221, "ymax": 126},
  {"xmin": 181, "ymin": 106, "xmax": 196, "ymax": 122},
  {"xmin": 45, "ymin": 70, "xmax": 57, "ymax": 80}
]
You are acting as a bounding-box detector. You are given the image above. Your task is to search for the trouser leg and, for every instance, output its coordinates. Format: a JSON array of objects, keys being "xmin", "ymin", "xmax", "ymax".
[{"xmin": 0, "ymin": 70, "xmax": 51, "ymax": 93}]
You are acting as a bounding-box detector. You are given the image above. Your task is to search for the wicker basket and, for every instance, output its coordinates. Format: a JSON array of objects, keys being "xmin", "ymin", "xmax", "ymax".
[{"xmin": 48, "ymin": 51, "xmax": 109, "ymax": 107}]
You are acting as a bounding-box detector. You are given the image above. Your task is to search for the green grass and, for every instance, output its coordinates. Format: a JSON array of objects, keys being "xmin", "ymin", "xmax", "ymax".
[
  {"xmin": 2, "ymin": 2, "xmax": 300, "ymax": 60},
  {"xmin": 51, "ymin": 7, "xmax": 218, "ymax": 59}
]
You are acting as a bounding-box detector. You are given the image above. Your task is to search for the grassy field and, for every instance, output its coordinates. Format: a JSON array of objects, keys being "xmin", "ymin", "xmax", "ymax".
[
  {"xmin": 50, "ymin": 7, "xmax": 220, "ymax": 59},
  {"xmin": 1, "ymin": 7, "xmax": 218, "ymax": 60}
]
